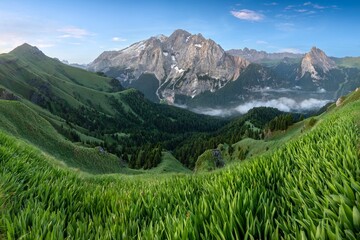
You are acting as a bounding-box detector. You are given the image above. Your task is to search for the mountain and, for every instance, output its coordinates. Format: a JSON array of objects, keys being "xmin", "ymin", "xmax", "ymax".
[
  {"xmin": 298, "ymin": 47, "xmax": 337, "ymax": 80},
  {"xmin": 182, "ymin": 47, "xmax": 360, "ymax": 110},
  {"xmin": 88, "ymin": 29, "xmax": 249, "ymax": 103},
  {"xmin": 227, "ymin": 47, "xmax": 303, "ymax": 65}
]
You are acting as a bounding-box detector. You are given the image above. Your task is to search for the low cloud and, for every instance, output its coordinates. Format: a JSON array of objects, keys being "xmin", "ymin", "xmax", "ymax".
[
  {"xmin": 192, "ymin": 97, "xmax": 330, "ymax": 117},
  {"xmin": 112, "ymin": 37, "xmax": 127, "ymax": 42},
  {"xmin": 231, "ymin": 9, "xmax": 265, "ymax": 22},
  {"xmin": 235, "ymin": 98, "xmax": 329, "ymax": 113}
]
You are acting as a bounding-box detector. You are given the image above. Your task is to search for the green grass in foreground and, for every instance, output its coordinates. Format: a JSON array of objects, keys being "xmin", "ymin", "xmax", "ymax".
[{"xmin": 0, "ymin": 98, "xmax": 360, "ymax": 239}]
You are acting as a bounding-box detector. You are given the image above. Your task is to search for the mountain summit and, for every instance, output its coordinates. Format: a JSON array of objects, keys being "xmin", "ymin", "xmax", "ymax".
[
  {"xmin": 88, "ymin": 29, "xmax": 249, "ymax": 103},
  {"xmin": 10, "ymin": 43, "xmax": 46, "ymax": 58},
  {"xmin": 299, "ymin": 47, "xmax": 337, "ymax": 80}
]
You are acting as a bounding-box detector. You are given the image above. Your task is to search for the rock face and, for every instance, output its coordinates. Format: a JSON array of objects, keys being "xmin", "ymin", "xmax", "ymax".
[
  {"xmin": 299, "ymin": 47, "xmax": 337, "ymax": 80},
  {"xmin": 336, "ymin": 96, "xmax": 345, "ymax": 106},
  {"xmin": 227, "ymin": 47, "xmax": 303, "ymax": 63},
  {"xmin": 88, "ymin": 29, "xmax": 249, "ymax": 103}
]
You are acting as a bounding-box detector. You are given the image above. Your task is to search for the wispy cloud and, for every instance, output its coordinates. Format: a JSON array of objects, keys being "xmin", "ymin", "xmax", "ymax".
[
  {"xmin": 36, "ymin": 43, "xmax": 55, "ymax": 48},
  {"xmin": 276, "ymin": 22, "xmax": 295, "ymax": 31},
  {"xmin": 304, "ymin": 2, "xmax": 331, "ymax": 9},
  {"xmin": 285, "ymin": 2, "xmax": 338, "ymax": 14},
  {"xmin": 264, "ymin": 2, "xmax": 278, "ymax": 6},
  {"xmin": 231, "ymin": 9, "xmax": 265, "ymax": 22},
  {"xmin": 256, "ymin": 40, "xmax": 268, "ymax": 44},
  {"xmin": 112, "ymin": 37, "xmax": 127, "ymax": 42},
  {"xmin": 58, "ymin": 26, "xmax": 93, "ymax": 39}
]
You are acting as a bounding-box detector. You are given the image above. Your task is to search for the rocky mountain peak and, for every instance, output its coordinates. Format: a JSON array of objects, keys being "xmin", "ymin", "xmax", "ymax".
[
  {"xmin": 300, "ymin": 47, "xmax": 336, "ymax": 80},
  {"xmin": 171, "ymin": 29, "xmax": 191, "ymax": 37},
  {"xmin": 88, "ymin": 30, "xmax": 249, "ymax": 103},
  {"xmin": 168, "ymin": 29, "xmax": 191, "ymax": 41}
]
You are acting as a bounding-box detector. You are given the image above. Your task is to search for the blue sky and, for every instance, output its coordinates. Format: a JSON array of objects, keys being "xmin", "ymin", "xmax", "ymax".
[{"xmin": 0, "ymin": 0, "xmax": 359, "ymax": 63}]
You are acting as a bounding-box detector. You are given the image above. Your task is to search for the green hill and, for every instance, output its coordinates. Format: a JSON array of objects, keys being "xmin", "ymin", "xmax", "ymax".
[
  {"xmin": 0, "ymin": 100, "xmax": 132, "ymax": 174},
  {"xmin": 0, "ymin": 88, "xmax": 359, "ymax": 238},
  {"xmin": 333, "ymin": 57, "xmax": 360, "ymax": 69}
]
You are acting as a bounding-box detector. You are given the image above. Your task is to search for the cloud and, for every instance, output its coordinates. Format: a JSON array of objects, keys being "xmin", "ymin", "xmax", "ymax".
[
  {"xmin": 112, "ymin": 37, "xmax": 127, "ymax": 42},
  {"xmin": 265, "ymin": 2, "xmax": 278, "ymax": 6},
  {"xmin": 276, "ymin": 22, "xmax": 295, "ymax": 31},
  {"xmin": 58, "ymin": 26, "xmax": 92, "ymax": 39},
  {"xmin": 231, "ymin": 9, "xmax": 265, "ymax": 22},
  {"xmin": 285, "ymin": 5, "xmax": 295, "ymax": 10},
  {"xmin": 286, "ymin": 2, "xmax": 338, "ymax": 14},
  {"xmin": 233, "ymin": 98, "xmax": 329, "ymax": 114},
  {"xmin": 36, "ymin": 43, "xmax": 55, "ymax": 48},
  {"xmin": 304, "ymin": 2, "xmax": 328, "ymax": 9},
  {"xmin": 256, "ymin": 40, "xmax": 268, "ymax": 44},
  {"xmin": 192, "ymin": 98, "xmax": 330, "ymax": 117},
  {"xmin": 278, "ymin": 48, "xmax": 303, "ymax": 54}
]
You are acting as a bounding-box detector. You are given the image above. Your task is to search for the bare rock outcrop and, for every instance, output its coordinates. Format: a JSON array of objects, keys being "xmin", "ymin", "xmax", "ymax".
[
  {"xmin": 299, "ymin": 47, "xmax": 337, "ymax": 80},
  {"xmin": 336, "ymin": 96, "xmax": 345, "ymax": 106}
]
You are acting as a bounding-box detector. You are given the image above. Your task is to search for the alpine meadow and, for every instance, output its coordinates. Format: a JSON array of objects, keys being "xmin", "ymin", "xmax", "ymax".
[{"xmin": 1, "ymin": 0, "xmax": 360, "ymax": 239}]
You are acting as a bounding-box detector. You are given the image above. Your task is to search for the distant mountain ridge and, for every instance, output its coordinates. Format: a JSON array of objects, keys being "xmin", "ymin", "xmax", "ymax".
[
  {"xmin": 61, "ymin": 60, "xmax": 88, "ymax": 70},
  {"xmin": 227, "ymin": 47, "xmax": 304, "ymax": 64}
]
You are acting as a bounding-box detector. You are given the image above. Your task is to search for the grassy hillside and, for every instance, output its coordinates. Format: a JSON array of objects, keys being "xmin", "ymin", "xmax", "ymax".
[
  {"xmin": 0, "ymin": 100, "xmax": 128, "ymax": 174},
  {"xmin": 333, "ymin": 57, "xmax": 360, "ymax": 69},
  {"xmin": 0, "ymin": 100, "xmax": 193, "ymax": 175},
  {"xmin": 1, "ymin": 89, "xmax": 359, "ymax": 238}
]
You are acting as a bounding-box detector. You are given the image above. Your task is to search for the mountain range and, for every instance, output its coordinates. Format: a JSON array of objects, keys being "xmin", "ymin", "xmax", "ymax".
[{"xmin": 88, "ymin": 29, "xmax": 360, "ymax": 113}]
